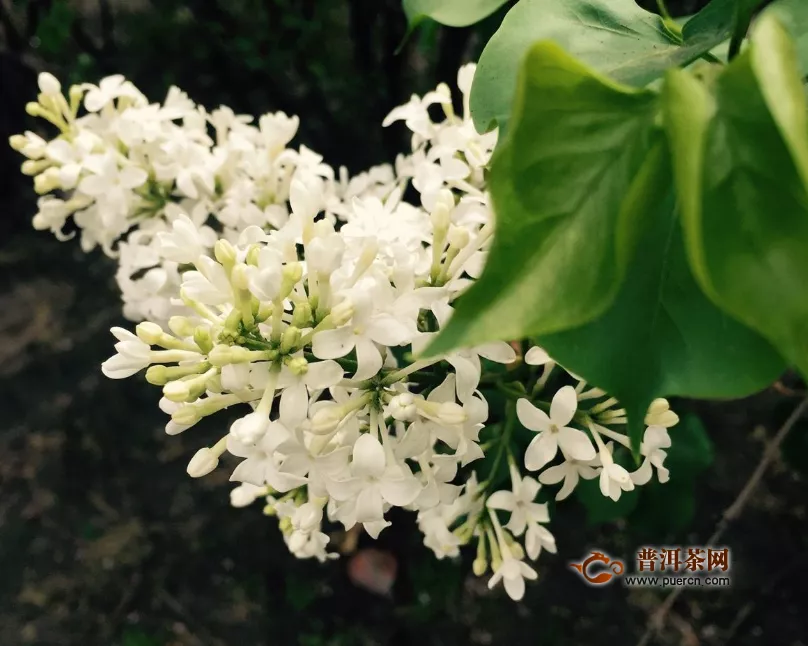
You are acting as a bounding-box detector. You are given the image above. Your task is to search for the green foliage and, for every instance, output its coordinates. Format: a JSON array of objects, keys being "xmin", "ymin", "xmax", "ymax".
[
  {"xmin": 468, "ymin": 0, "xmax": 746, "ymax": 133},
  {"xmin": 763, "ymin": 0, "xmax": 808, "ymax": 70},
  {"xmin": 430, "ymin": 37, "xmax": 786, "ymax": 448},
  {"xmin": 403, "ymin": 0, "xmax": 510, "ymax": 29},
  {"xmin": 665, "ymin": 14, "xmax": 808, "ymax": 379},
  {"xmin": 427, "ymin": 42, "xmax": 662, "ymax": 356},
  {"xmin": 34, "ymin": 0, "xmax": 76, "ymax": 58}
]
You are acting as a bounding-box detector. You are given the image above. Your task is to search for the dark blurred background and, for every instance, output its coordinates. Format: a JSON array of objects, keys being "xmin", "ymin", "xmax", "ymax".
[{"xmin": 2, "ymin": 1, "xmax": 808, "ymax": 645}]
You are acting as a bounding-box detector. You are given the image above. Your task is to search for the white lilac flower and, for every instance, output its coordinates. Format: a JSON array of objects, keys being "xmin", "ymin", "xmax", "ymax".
[
  {"xmin": 517, "ymin": 388, "xmax": 596, "ymax": 471},
  {"xmin": 15, "ymin": 66, "xmax": 681, "ymax": 599}
]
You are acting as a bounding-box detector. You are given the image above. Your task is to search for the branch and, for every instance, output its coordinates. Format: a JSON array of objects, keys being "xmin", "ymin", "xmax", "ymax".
[{"xmin": 636, "ymin": 395, "xmax": 808, "ymax": 646}]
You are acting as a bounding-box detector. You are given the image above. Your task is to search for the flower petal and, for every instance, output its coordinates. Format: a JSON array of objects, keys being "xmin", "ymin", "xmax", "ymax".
[
  {"xmin": 558, "ymin": 427, "xmax": 596, "ymax": 462},
  {"xmin": 550, "ymin": 386, "xmax": 577, "ymax": 426},
  {"xmin": 524, "ymin": 432, "xmax": 558, "ymax": 471},
  {"xmin": 516, "ymin": 398, "xmax": 551, "ymax": 433},
  {"xmin": 351, "ymin": 434, "xmax": 386, "ymax": 479}
]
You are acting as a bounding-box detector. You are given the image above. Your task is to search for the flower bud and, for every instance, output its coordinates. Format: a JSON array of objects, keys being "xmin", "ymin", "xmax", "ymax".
[
  {"xmin": 230, "ymin": 483, "xmax": 264, "ymax": 508},
  {"xmin": 293, "ymin": 502, "xmax": 323, "ymax": 533},
  {"xmin": 208, "ymin": 344, "xmax": 244, "ymax": 367},
  {"xmin": 447, "ymin": 225, "xmax": 470, "ymax": 249},
  {"xmin": 291, "ymin": 302, "xmax": 312, "ymax": 328},
  {"xmin": 25, "ymin": 102, "xmax": 45, "ymax": 117},
  {"xmin": 146, "ymin": 365, "xmax": 170, "ymax": 385},
  {"xmin": 33, "ymin": 169, "xmax": 60, "ymax": 194},
  {"xmin": 165, "ymin": 420, "xmax": 191, "ymax": 436},
  {"xmin": 168, "ymin": 316, "xmax": 195, "ymax": 338},
  {"xmin": 246, "ymin": 245, "xmax": 261, "ymax": 266},
  {"xmin": 437, "ymin": 402, "xmax": 467, "ymax": 425},
  {"xmin": 69, "ymin": 86, "xmax": 84, "ymax": 112},
  {"xmin": 230, "ymin": 412, "xmax": 269, "ymax": 444},
  {"xmin": 9, "ymin": 134, "xmax": 28, "ymax": 151},
  {"xmin": 472, "ymin": 557, "xmax": 487, "ymax": 576},
  {"xmin": 230, "ymin": 263, "xmax": 250, "ymax": 291},
  {"xmin": 136, "ymin": 321, "xmax": 164, "ymax": 345},
  {"xmin": 310, "ymin": 404, "xmax": 344, "ymax": 435},
  {"xmin": 172, "ymin": 405, "xmax": 202, "ymax": 426},
  {"xmin": 287, "ymin": 356, "xmax": 308, "ymax": 376},
  {"xmin": 163, "ymin": 379, "xmax": 192, "ymax": 403},
  {"xmin": 280, "ymin": 326, "xmax": 301, "ymax": 354},
  {"xmin": 38, "ymin": 72, "xmax": 62, "ymax": 96},
  {"xmin": 330, "ymin": 300, "xmax": 354, "ymax": 327},
  {"xmin": 287, "ymin": 530, "xmax": 308, "ymax": 553},
  {"xmin": 187, "ymin": 447, "xmax": 219, "ymax": 478},
  {"xmin": 389, "ymin": 393, "xmax": 417, "ymax": 422},
  {"xmin": 21, "ymin": 159, "xmax": 49, "ymax": 176},
  {"xmin": 280, "ymin": 262, "xmax": 303, "ymax": 298},
  {"xmin": 214, "ymin": 239, "xmax": 237, "ymax": 268},
  {"xmin": 645, "ymin": 398, "xmax": 679, "ymax": 427},
  {"xmin": 194, "ymin": 327, "xmax": 214, "ymax": 354}
]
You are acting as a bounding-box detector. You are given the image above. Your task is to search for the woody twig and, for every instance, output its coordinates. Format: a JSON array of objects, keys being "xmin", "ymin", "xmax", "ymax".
[{"xmin": 636, "ymin": 395, "xmax": 808, "ymax": 646}]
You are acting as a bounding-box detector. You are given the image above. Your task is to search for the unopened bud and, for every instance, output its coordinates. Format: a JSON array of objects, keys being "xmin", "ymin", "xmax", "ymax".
[
  {"xmin": 136, "ymin": 321, "xmax": 164, "ymax": 345},
  {"xmin": 25, "ymin": 102, "xmax": 45, "ymax": 117},
  {"xmin": 288, "ymin": 530, "xmax": 308, "ymax": 553},
  {"xmin": 472, "ymin": 558, "xmax": 487, "ymax": 576},
  {"xmin": 389, "ymin": 393, "xmax": 417, "ymax": 422},
  {"xmin": 331, "ymin": 300, "xmax": 354, "ymax": 327},
  {"xmin": 38, "ymin": 72, "xmax": 62, "ymax": 96},
  {"xmin": 193, "ymin": 327, "xmax": 214, "ymax": 354},
  {"xmin": 21, "ymin": 159, "xmax": 49, "ymax": 176},
  {"xmin": 230, "ymin": 263, "xmax": 250, "ymax": 290},
  {"xmin": 214, "ymin": 239, "xmax": 237, "ymax": 268},
  {"xmin": 287, "ymin": 356, "xmax": 308, "ymax": 376},
  {"xmin": 292, "ymin": 302, "xmax": 312, "ymax": 328},
  {"xmin": 293, "ymin": 502, "xmax": 323, "ymax": 533},
  {"xmin": 168, "ymin": 316, "xmax": 195, "ymax": 338},
  {"xmin": 280, "ymin": 262, "xmax": 303, "ymax": 298},
  {"xmin": 163, "ymin": 379, "xmax": 192, "ymax": 403},
  {"xmin": 172, "ymin": 405, "xmax": 202, "ymax": 426},
  {"xmin": 437, "ymin": 402, "xmax": 467, "ymax": 425},
  {"xmin": 447, "ymin": 225, "xmax": 470, "ymax": 249},
  {"xmin": 9, "ymin": 134, "xmax": 27, "ymax": 151},
  {"xmin": 146, "ymin": 365, "xmax": 170, "ymax": 385},
  {"xmin": 230, "ymin": 412, "xmax": 269, "ymax": 444},
  {"xmin": 33, "ymin": 169, "xmax": 59, "ymax": 194},
  {"xmin": 187, "ymin": 447, "xmax": 219, "ymax": 478},
  {"xmin": 246, "ymin": 245, "xmax": 261, "ymax": 266},
  {"xmin": 310, "ymin": 404, "xmax": 344, "ymax": 435},
  {"xmin": 280, "ymin": 326, "xmax": 301, "ymax": 354},
  {"xmin": 230, "ymin": 483, "xmax": 264, "ymax": 508}
]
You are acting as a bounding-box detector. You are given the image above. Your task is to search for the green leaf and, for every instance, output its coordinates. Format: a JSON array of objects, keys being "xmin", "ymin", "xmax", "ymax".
[
  {"xmin": 469, "ymin": 0, "xmax": 739, "ymax": 133},
  {"xmin": 402, "ymin": 0, "xmax": 509, "ymax": 29},
  {"xmin": 763, "ymin": 0, "xmax": 808, "ymax": 73},
  {"xmin": 538, "ymin": 190, "xmax": 784, "ymax": 449},
  {"xmin": 427, "ymin": 41, "xmax": 661, "ymax": 357},
  {"xmin": 666, "ymin": 412, "xmax": 714, "ymax": 475},
  {"xmin": 665, "ymin": 14, "xmax": 808, "ymax": 379}
]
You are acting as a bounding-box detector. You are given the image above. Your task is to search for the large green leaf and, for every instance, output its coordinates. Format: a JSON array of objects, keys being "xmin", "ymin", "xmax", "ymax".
[
  {"xmin": 402, "ymin": 0, "xmax": 509, "ymax": 29},
  {"xmin": 469, "ymin": 0, "xmax": 740, "ymax": 133},
  {"xmin": 427, "ymin": 41, "xmax": 662, "ymax": 357},
  {"xmin": 665, "ymin": 14, "xmax": 808, "ymax": 379},
  {"xmin": 764, "ymin": 0, "xmax": 808, "ymax": 72},
  {"xmin": 538, "ymin": 191, "xmax": 784, "ymax": 449}
]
